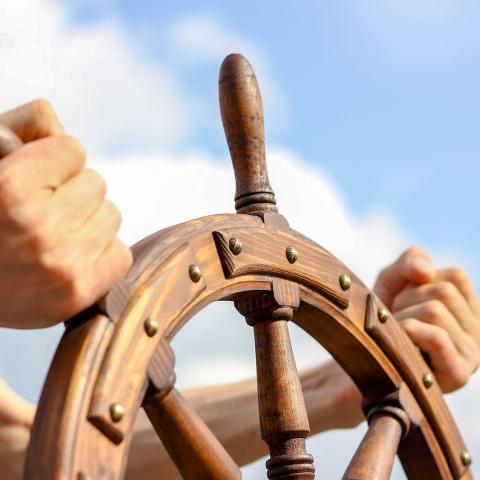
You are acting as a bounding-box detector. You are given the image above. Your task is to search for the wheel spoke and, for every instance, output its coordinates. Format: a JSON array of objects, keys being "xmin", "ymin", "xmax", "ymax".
[
  {"xmin": 143, "ymin": 386, "xmax": 241, "ymax": 480},
  {"xmin": 343, "ymin": 406, "xmax": 409, "ymax": 480},
  {"xmin": 237, "ymin": 294, "xmax": 315, "ymax": 480}
]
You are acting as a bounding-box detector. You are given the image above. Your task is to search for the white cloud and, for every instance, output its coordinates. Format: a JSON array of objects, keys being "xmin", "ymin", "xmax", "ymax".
[
  {"xmin": 0, "ymin": 0, "xmax": 193, "ymax": 152},
  {"xmin": 168, "ymin": 12, "xmax": 287, "ymax": 131}
]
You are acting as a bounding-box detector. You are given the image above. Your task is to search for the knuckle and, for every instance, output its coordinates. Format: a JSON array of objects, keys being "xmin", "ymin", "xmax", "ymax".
[
  {"xmin": 446, "ymin": 267, "xmax": 468, "ymax": 286},
  {"xmin": 30, "ymin": 98, "xmax": 58, "ymax": 136},
  {"xmin": 106, "ymin": 200, "xmax": 122, "ymax": 226},
  {"xmin": 118, "ymin": 242, "xmax": 133, "ymax": 272},
  {"xmin": 432, "ymin": 281, "xmax": 457, "ymax": 302},
  {"xmin": 448, "ymin": 366, "xmax": 469, "ymax": 390},
  {"xmin": 86, "ymin": 169, "xmax": 107, "ymax": 197},
  {"xmin": 423, "ymin": 300, "xmax": 447, "ymax": 322},
  {"xmin": 32, "ymin": 98, "xmax": 56, "ymax": 121},
  {"xmin": 400, "ymin": 318, "xmax": 417, "ymax": 332},
  {"xmin": 403, "ymin": 245, "xmax": 426, "ymax": 260},
  {"xmin": 429, "ymin": 326, "xmax": 450, "ymax": 351},
  {"xmin": 26, "ymin": 223, "xmax": 58, "ymax": 256},
  {"xmin": 0, "ymin": 165, "xmax": 22, "ymax": 205},
  {"xmin": 59, "ymin": 135, "xmax": 86, "ymax": 162}
]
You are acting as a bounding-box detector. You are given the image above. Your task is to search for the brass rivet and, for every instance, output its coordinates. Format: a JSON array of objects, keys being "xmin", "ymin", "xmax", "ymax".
[
  {"xmin": 339, "ymin": 274, "xmax": 351, "ymax": 291},
  {"xmin": 423, "ymin": 373, "xmax": 434, "ymax": 389},
  {"xmin": 378, "ymin": 308, "xmax": 389, "ymax": 323},
  {"xmin": 461, "ymin": 451, "xmax": 472, "ymax": 466},
  {"xmin": 109, "ymin": 403, "xmax": 125, "ymax": 423},
  {"xmin": 144, "ymin": 317, "xmax": 158, "ymax": 337},
  {"xmin": 229, "ymin": 237, "xmax": 242, "ymax": 255},
  {"xmin": 286, "ymin": 246, "xmax": 298, "ymax": 264},
  {"xmin": 188, "ymin": 264, "xmax": 202, "ymax": 282}
]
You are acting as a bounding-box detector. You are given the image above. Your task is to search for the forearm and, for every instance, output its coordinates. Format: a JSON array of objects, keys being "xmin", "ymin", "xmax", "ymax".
[
  {"xmin": 0, "ymin": 378, "xmax": 35, "ymax": 480},
  {"xmin": 126, "ymin": 360, "xmax": 363, "ymax": 478}
]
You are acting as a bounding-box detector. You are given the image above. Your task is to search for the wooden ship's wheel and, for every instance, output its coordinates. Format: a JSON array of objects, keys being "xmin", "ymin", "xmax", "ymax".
[{"xmin": 23, "ymin": 54, "xmax": 472, "ymax": 480}]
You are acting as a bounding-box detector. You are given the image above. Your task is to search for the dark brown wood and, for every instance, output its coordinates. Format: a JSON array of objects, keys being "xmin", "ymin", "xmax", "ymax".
[
  {"xmin": 213, "ymin": 228, "xmax": 350, "ymax": 309},
  {"xmin": 219, "ymin": 53, "xmax": 277, "ymax": 214},
  {"xmin": 343, "ymin": 413, "xmax": 403, "ymax": 480},
  {"xmin": 144, "ymin": 387, "xmax": 242, "ymax": 480},
  {"xmin": 237, "ymin": 295, "xmax": 314, "ymax": 480}
]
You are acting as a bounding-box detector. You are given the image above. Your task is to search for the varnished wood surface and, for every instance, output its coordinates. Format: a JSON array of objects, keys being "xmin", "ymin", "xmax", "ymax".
[
  {"xmin": 219, "ymin": 54, "xmax": 277, "ymax": 214},
  {"xmin": 343, "ymin": 414, "xmax": 403, "ymax": 480},
  {"xmin": 213, "ymin": 227, "xmax": 350, "ymax": 308},
  {"xmin": 25, "ymin": 213, "xmax": 471, "ymax": 479},
  {"xmin": 144, "ymin": 387, "xmax": 241, "ymax": 480},
  {"xmin": 237, "ymin": 296, "xmax": 314, "ymax": 479}
]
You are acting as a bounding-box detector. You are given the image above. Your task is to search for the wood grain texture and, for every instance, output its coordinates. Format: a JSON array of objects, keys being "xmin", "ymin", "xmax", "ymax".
[
  {"xmin": 24, "ymin": 314, "xmax": 118, "ymax": 479},
  {"xmin": 88, "ymin": 243, "xmax": 206, "ymax": 444},
  {"xmin": 144, "ymin": 387, "xmax": 242, "ymax": 480},
  {"xmin": 25, "ymin": 213, "xmax": 470, "ymax": 479},
  {"xmin": 365, "ymin": 294, "xmax": 469, "ymax": 478},
  {"xmin": 213, "ymin": 228, "xmax": 350, "ymax": 309},
  {"xmin": 343, "ymin": 413, "xmax": 403, "ymax": 480},
  {"xmin": 237, "ymin": 295, "xmax": 314, "ymax": 479},
  {"xmin": 219, "ymin": 53, "xmax": 277, "ymax": 214}
]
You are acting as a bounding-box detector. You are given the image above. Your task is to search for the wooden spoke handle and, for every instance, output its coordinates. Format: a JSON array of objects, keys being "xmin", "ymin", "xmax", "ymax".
[
  {"xmin": 219, "ymin": 53, "xmax": 277, "ymax": 214},
  {"xmin": 144, "ymin": 387, "xmax": 241, "ymax": 480}
]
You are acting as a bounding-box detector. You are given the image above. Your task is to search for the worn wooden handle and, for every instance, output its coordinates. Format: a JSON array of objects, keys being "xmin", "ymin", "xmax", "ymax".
[
  {"xmin": 0, "ymin": 125, "xmax": 22, "ymax": 158},
  {"xmin": 219, "ymin": 53, "xmax": 277, "ymax": 214}
]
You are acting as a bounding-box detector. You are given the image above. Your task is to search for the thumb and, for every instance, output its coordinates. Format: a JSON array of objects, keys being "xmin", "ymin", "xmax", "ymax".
[{"xmin": 373, "ymin": 247, "xmax": 435, "ymax": 309}]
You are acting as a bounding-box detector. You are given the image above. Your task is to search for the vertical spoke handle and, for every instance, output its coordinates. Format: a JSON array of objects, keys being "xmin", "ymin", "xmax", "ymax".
[{"xmin": 219, "ymin": 53, "xmax": 277, "ymax": 214}]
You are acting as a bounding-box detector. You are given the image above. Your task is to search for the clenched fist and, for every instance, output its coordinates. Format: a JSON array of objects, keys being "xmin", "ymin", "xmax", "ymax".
[
  {"xmin": 0, "ymin": 100, "xmax": 132, "ymax": 328},
  {"xmin": 374, "ymin": 247, "xmax": 480, "ymax": 393}
]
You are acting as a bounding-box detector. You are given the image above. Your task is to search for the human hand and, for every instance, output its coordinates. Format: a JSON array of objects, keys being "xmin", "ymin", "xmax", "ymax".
[
  {"xmin": 0, "ymin": 100, "xmax": 133, "ymax": 328},
  {"xmin": 374, "ymin": 247, "xmax": 479, "ymax": 392},
  {"xmin": 315, "ymin": 247, "xmax": 479, "ymax": 431}
]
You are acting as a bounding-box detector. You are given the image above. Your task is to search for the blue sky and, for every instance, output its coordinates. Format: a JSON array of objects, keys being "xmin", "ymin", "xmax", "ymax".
[
  {"xmin": 62, "ymin": 0, "xmax": 480, "ymax": 283},
  {"xmin": 0, "ymin": 1, "xmax": 479, "ymax": 477}
]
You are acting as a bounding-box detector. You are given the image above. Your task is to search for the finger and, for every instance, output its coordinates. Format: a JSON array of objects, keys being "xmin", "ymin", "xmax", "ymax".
[
  {"xmin": 0, "ymin": 135, "xmax": 86, "ymax": 204},
  {"xmin": 436, "ymin": 267, "xmax": 480, "ymax": 316},
  {"xmin": 47, "ymin": 169, "xmax": 107, "ymax": 233},
  {"xmin": 0, "ymin": 99, "xmax": 63, "ymax": 143},
  {"xmin": 72, "ymin": 200, "xmax": 122, "ymax": 257},
  {"xmin": 87, "ymin": 237, "xmax": 133, "ymax": 303},
  {"xmin": 393, "ymin": 281, "xmax": 479, "ymax": 336},
  {"xmin": 399, "ymin": 318, "xmax": 468, "ymax": 392},
  {"xmin": 394, "ymin": 301, "xmax": 473, "ymax": 356},
  {"xmin": 373, "ymin": 246, "xmax": 435, "ymax": 308}
]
